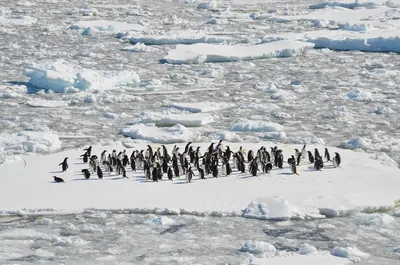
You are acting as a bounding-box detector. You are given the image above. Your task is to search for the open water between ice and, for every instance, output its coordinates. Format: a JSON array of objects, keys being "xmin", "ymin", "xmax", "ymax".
[{"xmin": 1, "ymin": 211, "xmax": 399, "ymax": 264}]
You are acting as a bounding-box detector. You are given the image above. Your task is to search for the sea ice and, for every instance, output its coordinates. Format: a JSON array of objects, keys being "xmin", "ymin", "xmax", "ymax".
[
  {"xmin": 230, "ymin": 119, "xmax": 284, "ymax": 133},
  {"xmin": 164, "ymin": 101, "xmax": 235, "ymax": 113},
  {"xmin": 70, "ymin": 20, "xmax": 145, "ymax": 33},
  {"xmin": 138, "ymin": 111, "xmax": 214, "ymax": 127},
  {"xmin": 24, "ymin": 59, "xmax": 140, "ymax": 93},
  {"xmin": 162, "ymin": 40, "xmax": 314, "ymax": 64},
  {"xmin": 239, "ymin": 241, "xmax": 276, "ymax": 257}
]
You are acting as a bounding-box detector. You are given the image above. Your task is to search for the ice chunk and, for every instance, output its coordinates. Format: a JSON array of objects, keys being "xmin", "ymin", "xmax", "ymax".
[
  {"xmin": 128, "ymin": 30, "xmax": 234, "ymax": 45},
  {"xmin": 239, "ymin": 241, "xmax": 276, "ymax": 257},
  {"xmin": 1, "ymin": 131, "xmax": 62, "ymax": 154},
  {"xmin": 332, "ymin": 246, "xmax": 370, "ymax": 262},
  {"xmin": 120, "ymin": 123, "xmax": 200, "ymax": 144},
  {"xmin": 230, "ymin": 119, "xmax": 284, "ymax": 132},
  {"xmin": 162, "ymin": 40, "xmax": 314, "ymax": 64},
  {"xmin": 165, "ymin": 101, "xmax": 235, "ymax": 113},
  {"xmin": 24, "ymin": 59, "xmax": 140, "ymax": 93},
  {"xmin": 138, "ymin": 111, "xmax": 214, "ymax": 127},
  {"xmin": 71, "ymin": 20, "xmax": 145, "ymax": 33}
]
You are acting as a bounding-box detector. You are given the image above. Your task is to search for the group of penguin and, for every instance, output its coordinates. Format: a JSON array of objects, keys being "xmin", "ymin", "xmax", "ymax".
[{"xmin": 53, "ymin": 141, "xmax": 342, "ymax": 183}]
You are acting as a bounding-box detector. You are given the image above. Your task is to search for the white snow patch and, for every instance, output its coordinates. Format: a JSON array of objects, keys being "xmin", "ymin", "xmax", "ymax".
[
  {"xmin": 24, "ymin": 59, "xmax": 140, "ymax": 93},
  {"xmin": 37, "ymin": 217, "xmax": 53, "ymax": 225},
  {"xmin": 120, "ymin": 43, "xmax": 158, "ymax": 53},
  {"xmin": 197, "ymin": 1, "xmax": 217, "ymax": 9},
  {"xmin": 299, "ymin": 244, "xmax": 318, "ymax": 255},
  {"xmin": 355, "ymin": 213, "xmax": 395, "ymax": 227},
  {"xmin": 250, "ymin": 254, "xmax": 353, "ymax": 265},
  {"xmin": 310, "ymin": 0, "xmax": 398, "ymax": 9},
  {"xmin": 26, "ymin": 99, "xmax": 68, "ymax": 108},
  {"xmin": 150, "ymin": 215, "xmax": 176, "ymax": 226},
  {"xmin": 163, "ymin": 41, "xmax": 314, "ymax": 64},
  {"xmin": 0, "ymin": 14, "xmax": 37, "ymax": 26}
]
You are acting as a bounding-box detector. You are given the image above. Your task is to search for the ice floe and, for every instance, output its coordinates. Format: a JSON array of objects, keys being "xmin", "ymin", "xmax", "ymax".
[
  {"xmin": 70, "ymin": 20, "xmax": 145, "ymax": 33},
  {"xmin": 332, "ymin": 246, "xmax": 370, "ymax": 262},
  {"xmin": 240, "ymin": 241, "xmax": 276, "ymax": 257},
  {"xmin": 310, "ymin": 0, "xmax": 398, "ymax": 9},
  {"xmin": 165, "ymin": 101, "xmax": 235, "ymax": 113},
  {"xmin": 120, "ymin": 43, "xmax": 158, "ymax": 53},
  {"xmin": 24, "ymin": 59, "xmax": 140, "ymax": 93},
  {"xmin": 162, "ymin": 40, "xmax": 314, "ymax": 64},
  {"xmin": 230, "ymin": 119, "xmax": 284, "ymax": 133},
  {"xmin": 137, "ymin": 111, "xmax": 214, "ymax": 127},
  {"xmin": 0, "ymin": 142, "xmax": 399, "ymax": 218},
  {"xmin": 120, "ymin": 124, "xmax": 201, "ymax": 143},
  {"xmin": 250, "ymin": 253, "xmax": 353, "ymax": 265},
  {"xmin": 126, "ymin": 30, "xmax": 235, "ymax": 45},
  {"xmin": 0, "ymin": 14, "xmax": 37, "ymax": 26}
]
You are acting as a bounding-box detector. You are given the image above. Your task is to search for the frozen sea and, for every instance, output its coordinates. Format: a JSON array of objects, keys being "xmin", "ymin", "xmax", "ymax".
[{"xmin": 1, "ymin": 0, "xmax": 400, "ymax": 264}]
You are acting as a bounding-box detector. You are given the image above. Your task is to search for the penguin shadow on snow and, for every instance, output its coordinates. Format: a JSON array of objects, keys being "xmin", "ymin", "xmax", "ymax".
[
  {"xmin": 49, "ymin": 170, "xmax": 64, "ymax": 174},
  {"xmin": 278, "ymin": 172, "xmax": 297, "ymax": 176}
]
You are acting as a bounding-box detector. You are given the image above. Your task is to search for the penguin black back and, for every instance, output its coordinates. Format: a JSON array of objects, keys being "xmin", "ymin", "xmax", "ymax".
[
  {"xmin": 97, "ymin": 166, "xmax": 103, "ymax": 179},
  {"xmin": 53, "ymin": 176, "xmax": 64, "ymax": 183}
]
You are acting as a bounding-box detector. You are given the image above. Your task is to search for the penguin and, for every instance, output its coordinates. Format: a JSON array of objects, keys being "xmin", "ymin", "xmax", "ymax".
[
  {"xmin": 294, "ymin": 149, "xmax": 300, "ymax": 160},
  {"xmin": 80, "ymin": 152, "xmax": 88, "ymax": 163},
  {"xmin": 83, "ymin": 146, "xmax": 92, "ymax": 157},
  {"xmin": 296, "ymin": 152, "xmax": 302, "ymax": 166},
  {"xmin": 307, "ymin": 151, "xmax": 314, "ymax": 164},
  {"xmin": 121, "ymin": 166, "xmax": 128, "ymax": 179},
  {"xmin": 167, "ymin": 167, "xmax": 173, "ymax": 180},
  {"xmin": 314, "ymin": 157, "xmax": 324, "ymax": 171},
  {"xmin": 291, "ymin": 163, "xmax": 299, "ymax": 175},
  {"xmin": 97, "ymin": 166, "xmax": 103, "ymax": 179},
  {"xmin": 89, "ymin": 158, "xmax": 96, "ymax": 173},
  {"xmin": 333, "ymin": 152, "xmax": 341, "ymax": 168},
  {"xmin": 152, "ymin": 166, "xmax": 159, "ymax": 182},
  {"xmin": 81, "ymin": 169, "xmax": 91, "ymax": 179},
  {"xmin": 122, "ymin": 155, "xmax": 130, "ymax": 167},
  {"xmin": 276, "ymin": 151, "xmax": 283, "ymax": 169},
  {"xmin": 156, "ymin": 163, "xmax": 163, "ymax": 180},
  {"xmin": 324, "ymin": 148, "xmax": 331, "ymax": 162},
  {"xmin": 186, "ymin": 167, "xmax": 195, "ymax": 183},
  {"xmin": 197, "ymin": 166, "xmax": 205, "ymax": 179},
  {"xmin": 301, "ymin": 145, "xmax": 307, "ymax": 158},
  {"xmin": 314, "ymin": 148, "xmax": 321, "ymax": 159},
  {"xmin": 59, "ymin": 157, "xmax": 68, "ymax": 172},
  {"xmin": 247, "ymin": 150, "xmax": 254, "ymax": 163},
  {"xmin": 130, "ymin": 156, "xmax": 136, "ymax": 171},
  {"xmin": 249, "ymin": 158, "xmax": 258, "ymax": 176},
  {"xmin": 212, "ymin": 163, "xmax": 218, "ymax": 178},
  {"xmin": 100, "ymin": 150, "xmax": 107, "ymax": 164},
  {"xmin": 53, "ymin": 176, "xmax": 64, "ymax": 183},
  {"xmin": 264, "ymin": 162, "xmax": 272, "ymax": 173},
  {"xmin": 104, "ymin": 161, "xmax": 113, "ymax": 173},
  {"xmin": 287, "ymin": 155, "xmax": 295, "ymax": 166}
]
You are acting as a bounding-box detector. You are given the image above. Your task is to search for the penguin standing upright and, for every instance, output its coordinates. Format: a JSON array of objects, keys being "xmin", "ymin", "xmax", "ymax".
[
  {"xmin": 130, "ymin": 155, "xmax": 136, "ymax": 171},
  {"xmin": 167, "ymin": 167, "xmax": 173, "ymax": 180},
  {"xmin": 291, "ymin": 163, "xmax": 299, "ymax": 175},
  {"xmin": 84, "ymin": 146, "xmax": 92, "ymax": 157},
  {"xmin": 59, "ymin": 157, "xmax": 68, "ymax": 172},
  {"xmin": 249, "ymin": 159, "xmax": 258, "ymax": 176},
  {"xmin": 80, "ymin": 152, "xmax": 88, "ymax": 163},
  {"xmin": 333, "ymin": 152, "xmax": 341, "ymax": 168},
  {"xmin": 186, "ymin": 167, "xmax": 195, "ymax": 183},
  {"xmin": 122, "ymin": 155, "xmax": 130, "ymax": 167},
  {"xmin": 97, "ymin": 166, "xmax": 103, "ymax": 179},
  {"xmin": 197, "ymin": 166, "xmax": 205, "ymax": 179},
  {"xmin": 121, "ymin": 166, "xmax": 128, "ymax": 179},
  {"xmin": 264, "ymin": 162, "xmax": 272, "ymax": 173},
  {"xmin": 100, "ymin": 150, "xmax": 107, "ymax": 164},
  {"xmin": 324, "ymin": 148, "xmax": 331, "ymax": 162},
  {"xmin": 307, "ymin": 151, "xmax": 314, "ymax": 164},
  {"xmin": 301, "ymin": 145, "xmax": 307, "ymax": 158}
]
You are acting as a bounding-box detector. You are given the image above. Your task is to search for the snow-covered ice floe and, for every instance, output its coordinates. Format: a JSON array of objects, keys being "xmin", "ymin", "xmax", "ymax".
[
  {"xmin": 250, "ymin": 253, "xmax": 353, "ymax": 265},
  {"xmin": 310, "ymin": 0, "xmax": 398, "ymax": 9},
  {"xmin": 120, "ymin": 124, "xmax": 201, "ymax": 143},
  {"xmin": 70, "ymin": 20, "xmax": 145, "ymax": 34},
  {"xmin": 137, "ymin": 111, "xmax": 214, "ymax": 127},
  {"xmin": 230, "ymin": 119, "xmax": 284, "ymax": 133},
  {"xmin": 0, "ymin": 142, "xmax": 399, "ymax": 219},
  {"xmin": 0, "ymin": 14, "xmax": 37, "ymax": 26},
  {"xmin": 164, "ymin": 101, "xmax": 235, "ymax": 113},
  {"xmin": 162, "ymin": 40, "xmax": 314, "ymax": 64},
  {"xmin": 0, "ymin": 131, "xmax": 61, "ymax": 155},
  {"xmin": 125, "ymin": 30, "xmax": 236, "ymax": 45},
  {"xmin": 24, "ymin": 59, "xmax": 140, "ymax": 93}
]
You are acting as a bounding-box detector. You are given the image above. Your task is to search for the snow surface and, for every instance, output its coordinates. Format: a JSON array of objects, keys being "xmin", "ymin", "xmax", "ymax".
[
  {"xmin": 240, "ymin": 241, "xmax": 276, "ymax": 257},
  {"xmin": 0, "ymin": 142, "xmax": 399, "ymax": 220},
  {"xmin": 137, "ymin": 111, "xmax": 214, "ymax": 127},
  {"xmin": 24, "ymin": 59, "xmax": 140, "ymax": 93},
  {"xmin": 310, "ymin": 0, "xmax": 398, "ymax": 9},
  {"xmin": 162, "ymin": 41, "xmax": 314, "ymax": 64}
]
